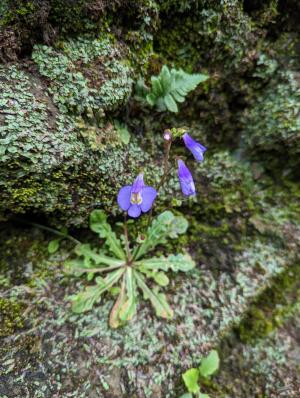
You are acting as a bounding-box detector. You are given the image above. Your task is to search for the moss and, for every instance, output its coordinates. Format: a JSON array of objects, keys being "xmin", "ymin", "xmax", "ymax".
[
  {"xmin": 0, "ymin": 298, "xmax": 24, "ymax": 337},
  {"xmin": 236, "ymin": 261, "xmax": 300, "ymax": 343},
  {"xmin": 155, "ymin": 0, "xmax": 262, "ymax": 72}
]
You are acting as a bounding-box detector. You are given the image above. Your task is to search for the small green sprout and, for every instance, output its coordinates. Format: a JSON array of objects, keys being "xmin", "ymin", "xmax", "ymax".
[{"xmin": 181, "ymin": 350, "xmax": 220, "ymax": 398}]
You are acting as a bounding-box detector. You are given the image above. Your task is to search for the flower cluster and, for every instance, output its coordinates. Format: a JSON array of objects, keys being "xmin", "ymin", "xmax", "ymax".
[
  {"xmin": 117, "ymin": 131, "xmax": 206, "ymax": 218},
  {"xmin": 178, "ymin": 132, "xmax": 207, "ymax": 197}
]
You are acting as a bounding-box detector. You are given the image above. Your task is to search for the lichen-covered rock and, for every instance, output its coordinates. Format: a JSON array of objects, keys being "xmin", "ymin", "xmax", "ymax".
[
  {"xmin": 241, "ymin": 71, "xmax": 300, "ymax": 177},
  {"xmin": 0, "ymin": 61, "xmax": 150, "ymax": 225},
  {"xmin": 32, "ymin": 35, "xmax": 133, "ymax": 114}
]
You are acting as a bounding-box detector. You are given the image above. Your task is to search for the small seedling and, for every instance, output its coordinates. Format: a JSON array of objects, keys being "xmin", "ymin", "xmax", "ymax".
[{"xmin": 180, "ymin": 350, "xmax": 220, "ymax": 398}]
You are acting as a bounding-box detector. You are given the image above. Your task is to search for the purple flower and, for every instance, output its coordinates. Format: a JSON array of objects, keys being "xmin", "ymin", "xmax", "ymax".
[
  {"xmin": 183, "ymin": 133, "xmax": 207, "ymax": 162},
  {"xmin": 117, "ymin": 173, "xmax": 157, "ymax": 218},
  {"xmin": 177, "ymin": 159, "xmax": 196, "ymax": 196}
]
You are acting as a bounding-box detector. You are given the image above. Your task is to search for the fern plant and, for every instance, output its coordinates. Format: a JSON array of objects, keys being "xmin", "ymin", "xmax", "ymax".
[
  {"xmin": 136, "ymin": 65, "xmax": 208, "ymax": 113},
  {"xmin": 66, "ymin": 209, "xmax": 195, "ymax": 328}
]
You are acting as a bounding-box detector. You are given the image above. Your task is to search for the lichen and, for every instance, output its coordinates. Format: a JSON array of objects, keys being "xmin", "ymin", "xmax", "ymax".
[
  {"xmin": 32, "ymin": 35, "xmax": 133, "ymax": 115},
  {"xmin": 241, "ymin": 71, "xmax": 300, "ymax": 176}
]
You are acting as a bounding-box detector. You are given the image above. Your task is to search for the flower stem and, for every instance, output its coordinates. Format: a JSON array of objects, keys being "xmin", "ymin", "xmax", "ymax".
[
  {"xmin": 146, "ymin": 138, "xmax": 173, "ymax": 228},
  {"xmin": 157, "ymin": 138, "xmax": 172, "ymax": 193},
  {"xmin": 123, "ymin": 214, "xmax": 132, "ymax": 263}
]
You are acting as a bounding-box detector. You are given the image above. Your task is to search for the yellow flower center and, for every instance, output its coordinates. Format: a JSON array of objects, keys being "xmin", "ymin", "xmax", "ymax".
[{"xmin": 130, "ymin": 192, "xmax": 142, "ymax": 205}]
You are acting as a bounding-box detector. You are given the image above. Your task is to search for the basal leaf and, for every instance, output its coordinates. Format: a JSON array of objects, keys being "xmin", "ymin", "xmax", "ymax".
[
  {"xmin": 109, "ymin": 276, "xmax": 126, "ymax": 328},
  {"xmin": 119, "ymin": 268, "xmax": 138, "ymax": 322},
  {"xmin": 134, "ymin": 211, "xmax": 189, "ymax": 259},
  {"xmin": 138, "ymin": 266, "xmax": 170, "ymax": 286},
  {"xmin": 89, "ymin": 210, "xmax": 126, "ymax": 260},
  {"xmin": 182, "ymin": 368, "xmax": 200, "ymax": 394},
  {"xmin": 199, "ymin": 350, "xmax": 220, "ymax": 378},
  {"xmin": 70, "ymin": 285, "xmax": 102, "ymax": 313},
  {"xmin": 71, "ymin": 268, "xmax": 125, "ymax": 314},
  {"xmin": 137, "ymin": 253, "xmax": 195, "ymax": 273},
  {"xmin": 153, "ymin": 271, "xmax": 169, "ymax": 287},
  {"xmin": 134, "ymin": 271, "xmax": 173, "ymax": 319},
  {"xmin": 75, "ymin": 243, "xmax": 124, "ymax": 267}
]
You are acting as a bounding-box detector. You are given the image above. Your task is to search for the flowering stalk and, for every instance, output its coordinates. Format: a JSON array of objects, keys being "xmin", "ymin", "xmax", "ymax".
[
  {"xmin": 123, "ymin": 214, "xmax": 132, "ymax": 263},
  {"xmin": 117, "ymin": 127, "xmax": 207, "ymax": 262}
]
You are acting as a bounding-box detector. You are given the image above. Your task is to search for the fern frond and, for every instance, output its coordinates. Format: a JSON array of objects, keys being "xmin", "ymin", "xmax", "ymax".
[{"xmin": 145, "ymin": 65, "xmax": 209, "ymax": 113}]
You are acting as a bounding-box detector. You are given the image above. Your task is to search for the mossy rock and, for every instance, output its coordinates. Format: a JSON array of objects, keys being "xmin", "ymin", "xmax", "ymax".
[
  {"xmin": 0, "ymin": 298, "xmax": 24, "ymax": 337},
  {"xmin": 0, "ymin": 62, "xmax": 152, "ymax": 225},
  {"xmin": 241, "ymin": 71, "xmax": 300, "ymax": 177},
  {"xmin": 32, "ymin": 34, "xmax": 134, "ymax": 115}
]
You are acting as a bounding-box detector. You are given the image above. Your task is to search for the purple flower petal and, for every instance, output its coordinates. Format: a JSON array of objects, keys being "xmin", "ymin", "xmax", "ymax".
[
  {"xmin": 117, "ymin": 185, "xmax": 132, "ymax": 211},
  {"xmin": 131, "ymin": 173, "xmax": 145, "ymax": 194},
  {"xmin": 183, "ymin": 133, "xmax": 207, "ymax": 162},
  {"xmin": 178, "ymin": 159, "xmax": 196, "ymax": 196},
  {"xmin": 140, "ymin": 187, "xmax": 157, "ymax": 213},
  {"xmin": 128, "ymin": 204, "xmax": 142, "ymax": 218}
]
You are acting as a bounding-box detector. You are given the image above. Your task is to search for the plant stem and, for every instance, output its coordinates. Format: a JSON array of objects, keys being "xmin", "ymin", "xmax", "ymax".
[
  {"xmin": 14, "ymin": 218, "xmax": 81, "ymax": 245},
  {"xmin": 146, "ymin": 138, "xmax": 173, "ymax": 228},
  {"xmin": 157, "ymin": 138, "xmax": 172, "ymax": 193},
  {"xmin": 123, "ymin": 214, "xmax": 132, "ymax": 263}
]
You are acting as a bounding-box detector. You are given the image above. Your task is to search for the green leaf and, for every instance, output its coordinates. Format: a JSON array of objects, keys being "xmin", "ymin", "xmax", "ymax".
[
  {"xmin": 151, "ymin": 76, "xmax": 164, "ymax": 96},
  {"xmin": 109, "ymin": 276, "xmax": 127, "ymax": 328},
  {"xmin": 138, "ymin": 267, "xmax": 169, "ymax": 286},
  {"xmin": 134, "ymin": 271, "xmax": 173, "ymax": 319},
  {"xmin": 164, "ymin": 93, "xmax": 178, "ymax": 112},
  {"xmin": 153, "ymin": 271, "xmax": 169, "ymax": 287},
  {"xmin": 74, "ymin": 243, "xmax": 124, "ymax": 267},
  {"xmin": 179, "ymin": 394, "xmax": 193, "ymax": 398},
  {"xmin": 119, "ymin": 267, "xmax": 138, "ymax": 322},
  {"xmin": 137, "ymin": 253, "xmax": 195, "ymax": 273},
  {"xmin": 134, "ymin": 211, "xmax": 189, "ymax": 259},
  {"xmin": 199, "ymin": 350, "xmax": 220, "ymax": 378},
  {"xmin": 159, "ymin": 65, "xmax": 172, "ymax": 92},
  {"xmin": 71, "ymin": 285, "xmax": 101, "ymax": 313},
  {"xmin": 114, "ymin": 120, "xmax": 130, "ymax": 145},
  {"xmin": 146, "ymin": 93, "xmax": 157, "ymax": 106},
  {"xmin": 48, "ymin": 239, "xmax": 60, "ymax": 254},
  {"xmin": 71, "ymin": 268, "xmax": 125, "ymax": 314},
  {"xmin": 143, "ymin": 65, "xmax": 209, "ymax": 113},
  {"xmin": 89, "ymin": 210, "xmax": 126, "ymax": 260},
  {"xmin": 109, "ymin": 268, "xmax": 138, "ymax": 328},
  {"xmin": 182, "ymin": 368, "xmax": 200, "ymax": 394},
  {"xmin": 199, "ymin": 394, "xmax": 210, "ymax": 398}
]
